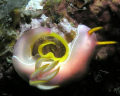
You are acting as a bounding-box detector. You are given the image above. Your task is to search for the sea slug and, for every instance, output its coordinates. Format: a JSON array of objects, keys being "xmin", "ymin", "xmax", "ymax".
[{"xmin": 12, "ymin": 25, "xmax": 116, "ymax": 90}]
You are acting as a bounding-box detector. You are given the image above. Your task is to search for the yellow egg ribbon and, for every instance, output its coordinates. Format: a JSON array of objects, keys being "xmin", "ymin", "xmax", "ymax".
[{"xmin": 38, "ymin": 32, "xmax": 69, "ymax": 62}]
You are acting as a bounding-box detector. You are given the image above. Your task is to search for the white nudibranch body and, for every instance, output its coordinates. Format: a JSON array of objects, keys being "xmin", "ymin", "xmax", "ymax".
[{"xmin": 12, "ymin": 25, "xmax": 97, "ymax": 90}]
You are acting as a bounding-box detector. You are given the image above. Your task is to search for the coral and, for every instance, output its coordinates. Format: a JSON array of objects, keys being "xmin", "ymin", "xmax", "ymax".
[
  {"xmin": 25, "ymin": 0, "xmax": 44, "ymax": 10},
  {"xmin": 89, "ymin": 0, "xmax": 120, "ymax": 16},
  {"xmin": 0, "ymin": 0, "xmax": 30, "ymax": 57},
  {"xmin": 0, "ymin": 2, "xmax": 44, "ymax": 57},
  {"xmin": 0, "ymin": 17, "xmax": 16, "ymax": 56},
  {"xmin": 0, "ymin": 0, "xmax": 29, "ymax": 20}
]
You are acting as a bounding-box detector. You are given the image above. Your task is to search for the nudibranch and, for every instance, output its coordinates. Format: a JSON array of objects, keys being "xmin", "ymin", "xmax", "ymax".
[{"xmin": 12, "ymin": 25, "xmax": 116, "ymax": 90}]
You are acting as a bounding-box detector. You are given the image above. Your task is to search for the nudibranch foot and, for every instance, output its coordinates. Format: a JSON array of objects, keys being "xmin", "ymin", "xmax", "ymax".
[
  {"xmin": 29, "ymin": 78, "xmax": 59, "ymax": 90},
  {"xmin": 36, "ymin": 84, "xmax": 59, "ymax": 90}
]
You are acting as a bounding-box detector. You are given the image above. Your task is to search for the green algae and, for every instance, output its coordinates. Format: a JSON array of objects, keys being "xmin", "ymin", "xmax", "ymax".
[
  {"xmin": 0, "ymin": 0, "xmax": 29, "ymax": 58},
  {"xmin": 0, "ymin": 0, "xmax": 29, "ymax": 20}
]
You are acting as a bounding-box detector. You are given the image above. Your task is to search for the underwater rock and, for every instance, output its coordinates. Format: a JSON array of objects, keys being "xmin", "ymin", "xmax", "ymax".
[
  {"xmin": 0, "ymin": 0, "xmax": 29, "ymax": 20},
  {"xmin": 89, "ymin": 0, "xmax": 120, "ymax": 17}
]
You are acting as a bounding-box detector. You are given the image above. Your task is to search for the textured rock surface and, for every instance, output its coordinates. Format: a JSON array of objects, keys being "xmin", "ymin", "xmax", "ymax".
[{"xmin": 0, "ymin": 0, "xmax": 29, "ymax": 20}]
